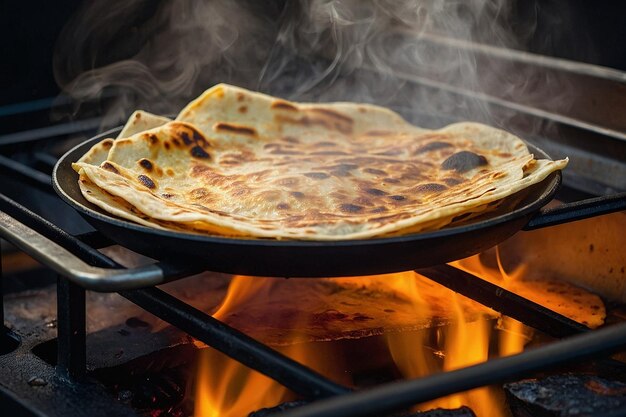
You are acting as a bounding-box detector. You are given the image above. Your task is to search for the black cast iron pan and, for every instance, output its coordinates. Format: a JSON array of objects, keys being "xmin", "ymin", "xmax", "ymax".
[{"xmin": 53, "ymin": 127, "xmax": 565, "ymax": 278}]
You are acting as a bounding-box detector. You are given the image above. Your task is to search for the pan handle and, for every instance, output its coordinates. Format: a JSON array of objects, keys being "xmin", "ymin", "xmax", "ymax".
[
  {"xmin": 0, "ymin": 210, "xmax": 194, "ymax": 292},
  {"xmin": 523, "ymin": 192, "xmax": 626, "ymax": 231}
]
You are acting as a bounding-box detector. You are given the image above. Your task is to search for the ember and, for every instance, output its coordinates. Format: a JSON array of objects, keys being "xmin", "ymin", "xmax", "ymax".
[{"xmin": 505, "ymin": 374, "xmax": 626, "ymax": 417}]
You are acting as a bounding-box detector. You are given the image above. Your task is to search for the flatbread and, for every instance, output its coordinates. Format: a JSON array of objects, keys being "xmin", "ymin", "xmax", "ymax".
[
  {"xmin": 73, "ymin": 84, "xmax": 567, "ymax": 240},
  {"xmin": 77, "ymin": 110, "xmax": 171, "ymax": 166},
  {"xmin": 118, "ymin": 110, "xmax": 172, "ymax": 139}
]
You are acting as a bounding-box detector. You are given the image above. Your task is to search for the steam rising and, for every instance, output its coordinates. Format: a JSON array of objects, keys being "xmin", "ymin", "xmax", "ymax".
[
  {"xmin": 54, "ymin": 0, "xmax": 572, "ymax": 130},
  {"xmin": 55, "ymin": 0, "xmax": 281, "ymax": 125}
]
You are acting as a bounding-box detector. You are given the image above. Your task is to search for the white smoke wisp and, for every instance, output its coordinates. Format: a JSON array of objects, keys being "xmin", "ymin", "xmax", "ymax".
[
  {"xmin": 55, "ymin": 0, "xmax": 574, "ymax": 132},
  {"xmin": 260, "ymin": 0, "xmax": 575, "ymax": 132},
  {"xmin": 54, "ymin": 0, "xmax": 281, "ymax": 126}
]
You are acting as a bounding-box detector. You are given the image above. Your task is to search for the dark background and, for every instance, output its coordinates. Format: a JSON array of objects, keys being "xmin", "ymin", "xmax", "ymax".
[{"xmin": 1, "ymin": 0, "xmax": 625, "ymax": 108}]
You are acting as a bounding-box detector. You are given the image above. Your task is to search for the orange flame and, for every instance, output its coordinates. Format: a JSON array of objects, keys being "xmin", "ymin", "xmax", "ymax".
[
  {"xmin": 194, "ymin": 276, "xmax": 289, "ymax": 417},
  {"xmin": 386, "ymin": 275, "xmax": 512, "ymax": 416},
  {"xmin": 194, "ymin": 347, "xmax": 288, "ymax": 417},
  {"xmin": 194, "ymin": 253, "xmax": 530, "ymax": 417},
  {"xmin": 194, "ymin": 276, "xmax": 349, "ymax": 417}
]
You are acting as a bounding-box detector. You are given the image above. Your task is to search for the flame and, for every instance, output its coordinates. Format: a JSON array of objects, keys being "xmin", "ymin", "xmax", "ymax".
[
  {"xmin": 194, "ymin": 255, "xmax": 530, "ymax": 417},
  {"xmin": 194, "ymin": 276, "xmax": 349, "ymax": 417},
  {"xmin": 386, "ymin": 276, "xmax": 511, "ymax": 416},
  {"xmin": 194, "ymin": 276, "xmax": 288, "ymax": 417},
  {"xmin": 194, "ymin": 348, "xmax": 287, "ymax": 417}
]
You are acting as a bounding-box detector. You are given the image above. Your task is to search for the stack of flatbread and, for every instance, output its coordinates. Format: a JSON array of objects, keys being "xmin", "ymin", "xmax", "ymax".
[{"xmin": 72, "ymin": 83, "xmax": 567, "ymax": 240}]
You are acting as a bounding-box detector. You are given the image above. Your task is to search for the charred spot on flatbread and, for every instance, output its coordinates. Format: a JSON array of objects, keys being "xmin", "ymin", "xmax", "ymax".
[
  {"xmin": 137, "ymin": 175, "xmax": 156, "ymax": 189},
  {"xmin": 414, "ymin": 141, "xmax": 453, "ymax": 154},
  {"xmin": 191, "ymin": 146, "xmax": 211, "ymax": 159},
  {"xmin": 101, "ymin": 162, "xmax": 119, "ymax": 174},
  {"xmin": 138, "ymin": 158, "xmax": 153, "ymax": 171},
  {"xmin": 340, "ymin": 204, "xmax": 364, "ymax": 213},
  {"xmin": 414, "ymin": 183, "xmax": 448, "ymax": 194},
  {"xmin": 214, "ymin": 122, "xmax": 257, "ymax": 136},
  {"xmin": 441, "ymin": 151, "xmax": 488, "ymax": 173}
]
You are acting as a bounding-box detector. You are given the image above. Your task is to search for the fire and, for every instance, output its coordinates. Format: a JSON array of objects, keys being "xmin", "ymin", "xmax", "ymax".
[
  {"xmin": 193, "ymin": 255, "xmax": 531, "ymax": 417},
  {"xmin": 453, "ymin": 246, "xmax": 605, "ymax": 329},
  {"xmin": 194, "ymin": 276, "xmax": 347, "ymax": 417},
  {"xmin": 194, "ymin": 347, "xmax": 287, "ymax": 417},
  {"xmin": 385, "ymin": 274, "xmax": 515, "ymax": 416},
  {"xmin": 194, "ymin": 276, "xmax": 288, "ymax": 417}
]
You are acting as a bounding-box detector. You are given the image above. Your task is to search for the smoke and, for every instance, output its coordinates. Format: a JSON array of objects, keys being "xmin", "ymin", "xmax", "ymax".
[
  {"xmin": 54, "ymin": 0, "xmax": 282, "ymax": 125},
  {"xmin": 54, "ymin": 0, "xmax": 574, "ymax": 132},
  {"xmin": 259, "ymin": 0, "xmax": 575, "ymax": 133}
]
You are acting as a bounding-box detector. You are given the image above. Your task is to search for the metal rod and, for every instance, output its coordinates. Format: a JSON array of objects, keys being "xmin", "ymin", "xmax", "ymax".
[
  {"xmin": 0, "ymin": 117, "xmax": 102, "ymax": 146},
  {"xmin": 120, "ymin": 287, "xmax": 350, "ymax": 400},
  {"xmin": 56, "ymin": 276, "xmax": 86, "ymax": 382},
  {"xmin": 0, "ymin": 193, "xmax": 117, "ymax": 269},
  {"xmin": 0, "ymin": 155, "xmax": 52, "ymax": 190},
  {"xmin": 0, "ymin": 198, "xmax": 200, "ymax": 291},
  {"xmin": 278, "ymin": 322, "xmax": 626, "ymax": 417},
  {"xmin": 33, "ymin": 151, "xmax": 60, "ymax": 170},
  {"xmin": 417, "ymin": 264, "xmax": 589, "ymax": 338},
  {"xmin": 523, "ymin": 192, "xmax": 626, "ymax": 231}
]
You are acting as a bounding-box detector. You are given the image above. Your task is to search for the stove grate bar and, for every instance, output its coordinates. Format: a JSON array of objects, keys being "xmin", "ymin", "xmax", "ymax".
[
  {"xmin": 56, "ymin": 277, "xmax": 86, "ymax": 381},
  {"xmin": 0, "ymin": 117, "xmax": 102, "ymax": 147},
  {"xmin": 73, "ymin": 231, "xmax": 116, "ymax": 249},
  {"xmin": 278, "ymin": 321, "xmax": 626, "ymax": 417},
  {"xmin": 0, "ymin": 154, "xmax": 52, "ymax": 191},
  {"xmin": 33, "ymin": 151, "xmax": 61, "ymax": 170},
  {"xmin": 0, "ymin": 193, "xmax": 119, "ymax": 269},
  {"xmin": 417, "ymin": 264, "xmax": 589, "ymax": 338},
  {"xmin": 119, "ymin": 286, "xmax": 351, "ymax": 400},
  {"xmin": 0, "ymin": 201, "xmax": 209, "ymax": 291},
  {"xmin": 523, "ymin": 192, "xmax": 626, "ymax": 230}
]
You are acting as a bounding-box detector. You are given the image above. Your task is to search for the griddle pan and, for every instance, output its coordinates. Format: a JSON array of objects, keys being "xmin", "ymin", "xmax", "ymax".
[{"xmin": 52, "ymin": 127, "xmax": 573, "ymax": 278}]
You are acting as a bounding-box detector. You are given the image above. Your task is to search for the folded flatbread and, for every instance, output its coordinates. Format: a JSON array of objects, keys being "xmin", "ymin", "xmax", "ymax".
[{"xmin": 73, "ymin": 84, "xmax": 567, "ymax": 240}]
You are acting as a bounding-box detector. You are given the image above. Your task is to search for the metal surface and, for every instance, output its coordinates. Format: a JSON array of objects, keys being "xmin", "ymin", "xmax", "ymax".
[
  {"xmin": 0, "ymin": 210, "xmax": 167, "ymax": 291},
  {"xmin": 0, "ymin": 193, "xmax": 202, "ymax": 292},
  {"xmin": 0, "ymin": 193, "xmax": 118, "ymax": 269},
  {"xmin": 0, "ymin": 117, "xmax": 102, "ymax": 147},
  {"xmin": 1, "ymin": 265, "xmax": 139, "ymax": 417},
  {"xmin": 52, "ymin": 130, "xmax": 569, "ymax": 281},
  {"xmin": 380, "ymin": 31, "xmax": 626, "ymax": 136},
  {"xmin": 278, "ymin": 322, "xmax": 626, "ymax": 417},
  {"xmin": 120, "ymin": 287, "xmax": 350, "ymax": 399},
  {"xmin": 0, "ymin": 154, "xmax": 52, "ymax": 191},
  {"xmin": 417, "ymin": 264, "xmax": 589, "ymax": 338},
  {"xmin": 56, "ymin": 277, "xmax": 86, "ymax": 381},
  {"xmin": 523, "ymin": 192, "xmax": 626, "ymax": 230}
]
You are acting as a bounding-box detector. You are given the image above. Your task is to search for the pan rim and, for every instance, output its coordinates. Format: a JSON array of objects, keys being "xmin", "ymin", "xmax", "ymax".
[{"xmin": 53, "ymin": 127, "xmax": 561, "ymax": 248}]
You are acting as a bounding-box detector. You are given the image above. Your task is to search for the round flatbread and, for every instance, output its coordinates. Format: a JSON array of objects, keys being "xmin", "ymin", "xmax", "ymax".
[{"xmin": 73, "ymin": 84, "xmax": 567, "ymax": 240}]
